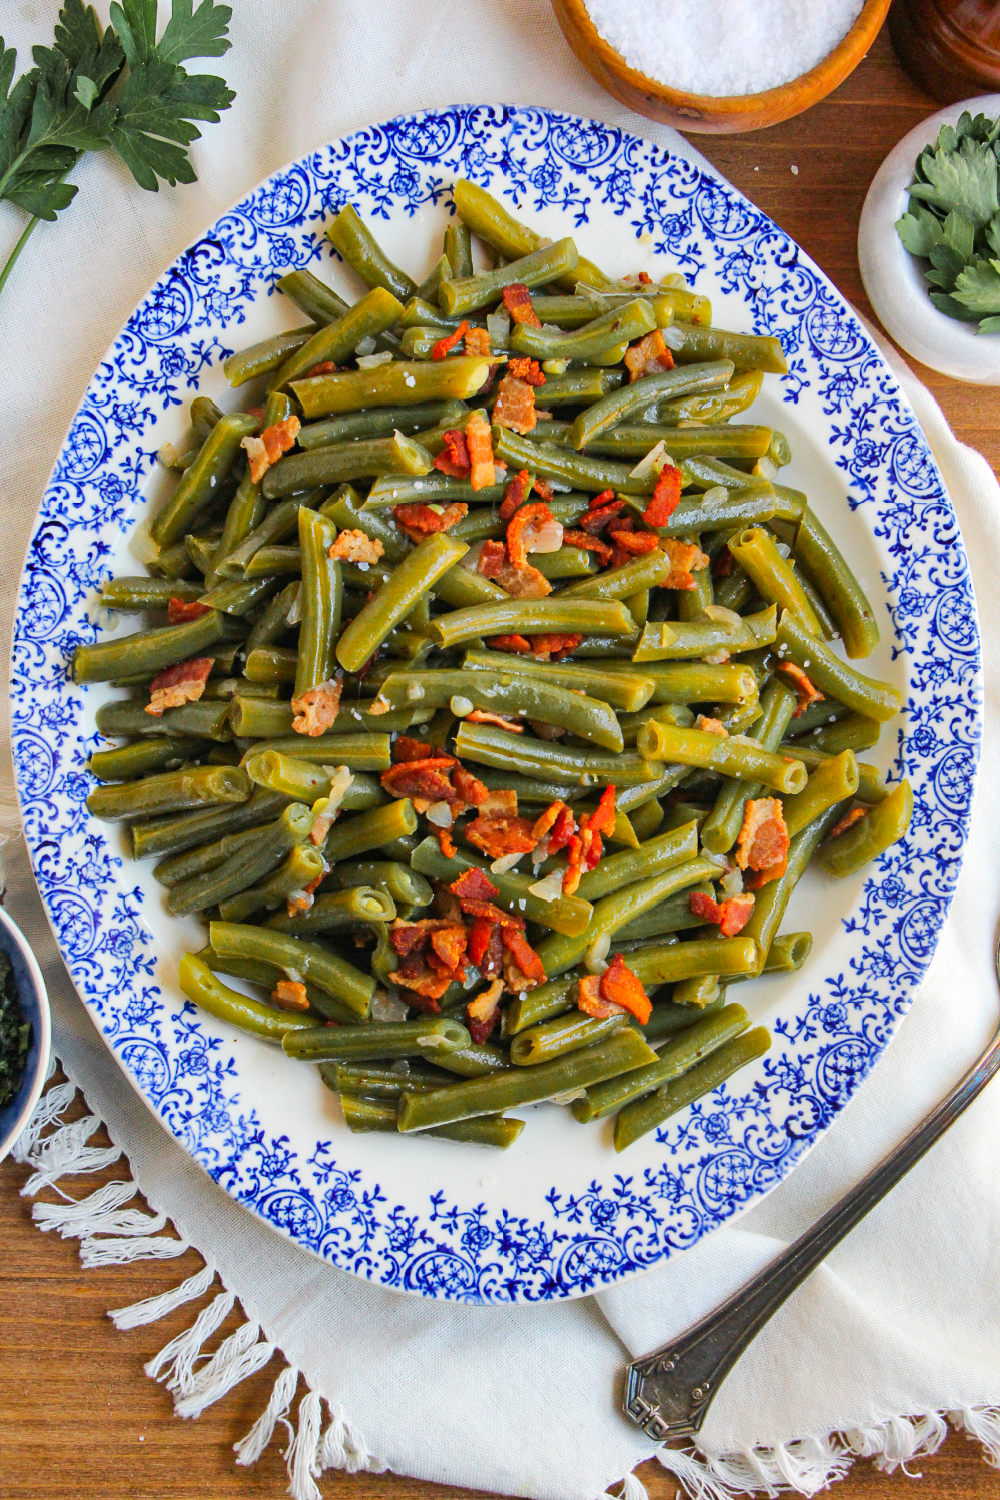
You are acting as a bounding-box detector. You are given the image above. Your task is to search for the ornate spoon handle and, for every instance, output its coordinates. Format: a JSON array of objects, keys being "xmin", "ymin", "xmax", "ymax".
[{"xmin": 623, "ymin": 959, "xmax": 1000, "ymax": 1442}]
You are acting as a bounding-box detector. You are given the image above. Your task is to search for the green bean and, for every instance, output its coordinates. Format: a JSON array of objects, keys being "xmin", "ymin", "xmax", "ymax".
[
  {"xmin": 398, "ymin": 326, "xmax": 500, "ymax": 359},
  {"xmin": 327, "ymin": 204, "xmax": 417, "ymax": 302},
  {"xmin": 73, "ymin": 608, "xmax": 241, "ymax": 685},
  {"xmin": 337, "ymin": 533, "xmax": 467, "ymax": 672},
  {"xmin": 609, "ymin": 660, "xmax": 758, "ymax": 706},
  {"xmin": 146, "ymin": 539, "xmax": 198, "ymax": 579},
  {"xmin": 461, "ymin": 650, "xmax": 654, "ymax": 711},
  {"xmin": 299, "ymin": 401, "xmax": 466, "ymax": 451},
  {"xmin": 533, "ymin": 548, "xmax": 597, "ymax": 580},
  {"xmin": 493, "ymin": 426, "xmax": 662, "ymax": 495},
  {"xmin": 700, "ymin": 678, "xmax": 798, "ymax": 853},
  {"xmin": 784, "ymin": 698, "xmax": 851, "ymax": 739},
  {"xmin": 429, "ymin": 1040, "xmax": 513, "ymax": 1078},
  {"xmin": 560, "ymin": 550, "xmax": 671, "ymax": 601},
  {"xmin": 680, "ymin": 457, "xmax": 772, "ymax": 496},
  {"xmin": 573, "ymin": 424, "xmax": 775, "ymax": 463},
  {"xmin": 87, "ymin": 736, "xmax": 203, "ymax": 781},
  {"xmin": 322, "ymin": 1061, "xmax": 450, "ymax": 1098},
  {"xmin": 277, "ymin": 268, "xmax": 350, "ymax": 324},
  {"xmin": 244, "ymin": 582, "xmax": 301, "ymax": 656},
  {"xmin": 632, "ymin": 615, "xmax": 755, "ymax": 663},
  {"xmin": 651, "ymin": 488, "xmax": 779, "ymax": 537},
  {"xmin": 725, "ymin": 931, "xmax": 813, "ymax": 982},
  {"xmin": 99, "ymin": 577, "xmax": 204, "ymax": 612},
  {"xmin": 377, "ymin": 669, "xmax": 622, "ymax": 751},
  {"xmin": 263, "ymin": 432, "xmax": 433, "ymax": 498},
  {"xmin": 128, "ymin": 787, "xmax": 285, "ymax": 860},
  {"xmin": 775, "ymin": 611, "xmax": 902, "ymax": 722},
  {"xmin": 572, "ymin": 1001, "xmax": 750, "ymax": 1122},
  {"xmin": 284, "ymin": 1015, "xmax": 470, "ymax": 1063},
  {"xmin": 439, "ymin": 237, "xmax": 579, "ymax": 317},
  {"xmin": 364, "ymin": 472, "xmax": 504, "ymax": 507},
  {"xmin": 153, "ymin": 822, "xmax": 274, "ymax": 886},
  {"xmin": 672, "ymin": 974, "xmax": 721, "ymax": 1009},
  {"xmin": 197, "ymin": 576, "xmax": 283, "ymax": 616},
  {"xmin": 208, "ymin": 394, "xmax": 296, "ymax": 587},
  {"xmin": 575, "ymin": 822, "xmax": 699, "ymax": 901},
  {"xmin": 454, "ymin": 721, "xmax": 661, "ymax": 789},
  {"xmin": 460, "ymin": 768, "xmax": 585, "ymax": 808},
  {"xmin": 223, "ymin": 327, "xmax": 316, "ymax": 387},
  {"xmin": 816, "ymin": 779, "xmax": 913, "ymax": 877},
  {"xmin": 217, "ymin": 843, "xmax": 328, "ymax": 923},
  {"xmin": 667, "ymin": 322, "xmax": 787, "ymax": 374},
  {"xmin": 650, "ymin": 369, "xmax": 764, "ymax": 426},
  {"xmin": 292, "ymin": 357, "xmax": 491, "ymax": 420},
  {"xmin": 178, "ymin": 954, "xmax": 315, "ymax": 1041},
  {"xmin": 339, "ymin": 1094, "xmax": 523, "ymax": 1147},
  {"xmin": 614, "ymin": 1026, "xmax": 770, "ymax": 1150},
  {"xmin": 770, "ymin": 483, "xmax": 808, "ymax": 523},
  {"xmin": 398, "ymin": 1027, "xmax": 656, "ymax": 1132},
  {"xmin": 244, "ymin": 647, "xmax": 297, "ymax": 685},
  {"xmin": 444, "ymin": 221, "xmax": 473, "ymax": 279},
  {"xmin": 533, "ymin": 369, "xmax": 624, "ymax": 408},
  {"xmin": 243, "ymin": 751, "xmax": 351, "ymax": 805},
  {"xmin": 218, "ymin": 496, "xmax": 318, "ymax": 578},
  {"xmin": 781, "ymin": 750, "xmax": 860, "ymax": 838},
  {"xmin": 210, "ymin": 921, "xmax": 374, "ymax": 1017},
  {"xmin": 190, "ymin": 396, "xmax": 224, "ymax": 440},
  {"xmin": 431, "ymin": 597, "xmax": 633, "ymax": 650},
  {"xmin": 510, "ymin": 1012, "xmax": 628, "ymax": 1066},
  {"xmin": 291, "ymin": 508, "xmax": 341, "ymax": 703},
  {"xmin": 629, "ymin": 797, "xmax": 665, "ymax": 842},
  {"xmin": 321, "ymin": 799, "xmax": 417, "ymax": 864},
  {"xmin": 239, "ymin": 734, "xmax": 392, "ymax": 770},
  {"xmin": 510, "ymin": 297, "xmax": 656, "ymax": 361},
  {"xmin": 567, "ymin": 362, "xmax": 734, "ymax": 449},
  {"xmin": 793, "ymin": 505, "xmax": 880, "ymax": 659},
  {"xmin": 786, "ymin": 713, "xmax": 881, "ymax": 757},
  {"xmin": 415, "ymin": 253, "xmax": 450, "ymax": 303},
  {"xmin": 197, "ymin": 943, "xmax": 360, "ymax": 1025},
  {"xmin": 149, "ymin": 413, "xmax": 258, "ymax": 547},
  {"xmin": 409, "ymin": 836, "xmax": 593, "ymax": 937},
  {"xmin": 637, "ymin": 721, "xmax": 806, "ymax": 794},
  {"xmin": 641, "ymin": 993, "xmax": 725, "ymax": 1043},
  {"xmin": 166, "ymin": 802, "xmax": 312, "ymax": 916},
  {"xmin": 727, "ymin": 527, "xmax": 823, "ymax": 635},
  {"xmin": 271, "ymin": 284, "xmax": 408, "ymax": 386},
  {"xmin": 613, "ymin": 883, "xmax": 714, "ymax": 946},
  {"xmin": 266, "ymin": 886, "xmax": 396, "ymax": 934},
  {"xmin": 790, "ymin": 561, "xmax": 838, "ymax": 641},
  {"xmin": 230, "ymin": 696, "xmax": 419, "ymax": 739},
  {"xmin": 87, "ymin": 764, "xmax": 249, "ymax": 822},
  {"xmin": 452, "ymin": 178, "xmax": 614, "ymax": 292},
  {"xmin": 535, "ymin": 858, "xmax": 718, "ymax": 978},
  {"xmin": 323, "ymin": 861, "xmax": 432, "ymax": 907},
  {"xmin": 785, "ymin": 743, "xmax": 887, "ymax": 804}
]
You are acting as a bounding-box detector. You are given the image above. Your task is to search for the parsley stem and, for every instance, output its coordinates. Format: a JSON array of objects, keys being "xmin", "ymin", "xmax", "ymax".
[{"xmin": 0, "ymin": 214, "xmax": 42, "ymax": 302}]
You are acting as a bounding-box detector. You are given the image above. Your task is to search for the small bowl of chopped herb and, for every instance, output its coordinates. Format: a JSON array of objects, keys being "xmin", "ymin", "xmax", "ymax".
[
  {"xmin": 0, "ymin": 905, "xmax": 50, "ymax": 1165},
  {"xmin": 859, "ymin": 95, "xmax": 1000, "ymax": 383}
]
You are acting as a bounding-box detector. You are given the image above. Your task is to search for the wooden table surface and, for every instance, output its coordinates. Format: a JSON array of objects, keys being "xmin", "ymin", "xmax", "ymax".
[{"xmin": 3, "ymin": 23, "xmax": 999, "ymax": 1500}]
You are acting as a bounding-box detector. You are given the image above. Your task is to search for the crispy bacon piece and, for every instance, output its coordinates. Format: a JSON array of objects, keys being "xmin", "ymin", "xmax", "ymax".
[
  {"xmin": 688, "ymin": 888, "xmax": 755, "ymax": 937},
  {"xmin": 453, "ymin": 765, "xmax": 488, "ymax": 806},
  {"xmin": 458, "ymin": 896, "xmax": 525, "ymax": 929},
  {"xmin": 481, "ymin": 923, "xmax": 503, "ymax": 978},
  {"xmin": 465, "ymin": 815, "xmax": 537, "ymax": 860},
  {"xmin": 430, "ymin": 925, "xmax": 468, "ymax": 973},
  {"xmin": 746, "ymin": 859, "xmax": 787, "ymax": 890},
  {"xmin": 562, "ymin": 528, "xmax": 613, "ymax": 563},
  {"xmin": 381, "ymin": 757, "xmax": 458, "ymax": 802},
  {"xmin": 829, "ymin": 805, "xmax": 866, "ymax": 840},
  {"xmin": 779, "ymin": 661, "xmax": 825, "ymax": 718},
  {"xmin": 533, "ymin": 477, "xmax": 554, "ymax": 502},
  {"xmin": 689, "ymin": 890, "xmax": 722, "ymax": 925},
  {"xmin": 502, "ymin": 283, "xmax": 540, "ymax": 327},
  {"xmin": 493, "ymin": 374, "xmax": 537, "ymax": 434},
  {"xmin": 696, "ymin": 715, "xmax": 729, "ymax": 737},
  {"xmin": 328, "ymin": 529, "xmax": 383, "ymax": 565},
  {"xmin": 735, "ymin": 797, "xmax": 790, "ymax": 874},
  {"xmin": 431, "ymin": 319, "xmax": 470, "ymax": 360},
  {"xmin": 389, "ymin": 918, "xmax": 456, "ymax": 956},
  {"xmin": 436, "ymin": 826, "xmax": 457, "ymax": 858},
  {"xmin": 501, "ymin": 927, "xmax": 545, "ymax": 984},
  {"xmin": 464, "ymin": 326, "xmax": 492, "ymax": 357},
  {"xmin": 304, "ymin": 360, "xmax": 337, "ymax": 378},
  {"xmin": 499, "ymin": 468, "xmax": 533, "ymax": 522},
  {"xmin": 662, "ymin": 537, "xmax": 710, "ymax": 590},
  {"xmin": 288, "ymin": 869, "xmax": 325, "ymax": 914},
  {"xmin": 291, "ymin": 677, "xmax": 342, "ymax": 737},
  {"xmin": 643, "ymin": 465, "xmax": 682, "ymax": 527},
  {"xmin": 507, "ymin": 356, "xmax": 545, "ymax": 386},
  {"xmin": 433, "ymin": 428, "xmax": 472, "ymax": 478},
  {"xmin": 480, "ymin": 788, "xmax": 517, "ymax": 819},
  {"xmin": 477, "ymin": 538, "xmax": 508, "ymax": 579},
  {"xmin": 465, "ymin": 409, "xmax": 496, "ymax": 491},
  {"xmin": 550, "ymin": 805, "xmax": 578, "ymax": 854},
  {"xmin": 498, "ymin": 562, "xmax": 551, "ymax": 599},
  {"xmin": 242, "ymin": 415, "xmax": 301, "ymax": 483},
  {"xmin": 393, "ymin": 501, "xmax": 468, "ymax": 540},
  {"xmin": 450, "ymin": 866, "xmax": 500, "ymax": 903},
  {"xmin": 577, "ymin": 973, "xmax": 624, "ymax": 1019},
  {"xmin": 529, "ymin": 633, "xmax": 582, "ymax": 660},
  {"xmin": 466, "ymin": 977, "xmax": 504, "ymax": 1044},
  {"xmin": 166, "ymin": 597, "xmax": 210, "ymax": 625},
  {"xmin": 624, "ymin": 329, "xmax": 674, "ymax": 382},
  {"xmin": 600, "ymin": 952, "xmax": 652, "ymax": 1024},
  {"xmin": 394, "ymin": 964, "xmax": 451, "ymax": 1003},
  {"xmin": 393, "ymin": 734, "xmax": 437, "ymax": 763},
  {"xmin": 465, "ymin": 709, "xmax": 524, "ymax": 732},
  {"xmin": 487, "ymin": 633, "xmax": 533, "ymax": 655},
  {"xmin": 146, "ymin": 657, "xmax": 213, "ymax": 716},
  {"xmin": 580, "ymin": 498, "xmax": 626, "ymax": 535},
  {"xmin": 468, "ymin": 915, "xmax": 497, "ymax": 966},
  {"xmin": 272, "ymin": 980, "xmax": 310, "ymax": 1012},
  {"xmin": 589, "ymin": 785, "xmax": 617, "ymax": 836},
  {"xmin": 531, "ymin": 799, "xmax": 569, "ymax": 842},
  {"xmin": 608, "ymin": 528, "xmax": 659, "ymax": 555},
  {"xmin": 507, "ymin": 502, "xmax": 554, "ymax": 569}
]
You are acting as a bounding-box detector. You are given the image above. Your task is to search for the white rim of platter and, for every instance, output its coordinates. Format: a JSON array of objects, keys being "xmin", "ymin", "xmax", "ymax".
[
  {"xmin": 12, "ymin": 106, "xmax": 982, "ymax": 1304},
  {"xmin": 859, "ymin": 93, "xmax": 1000, "ymax": 384}
]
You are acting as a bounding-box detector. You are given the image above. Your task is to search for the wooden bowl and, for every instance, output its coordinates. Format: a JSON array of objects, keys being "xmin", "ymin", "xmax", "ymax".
[{"xmin": 550, "ymin": 0, "xmax": 892, "ymax": 133}]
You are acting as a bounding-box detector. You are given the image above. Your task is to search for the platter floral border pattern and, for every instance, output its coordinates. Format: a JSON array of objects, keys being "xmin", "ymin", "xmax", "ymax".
[{"xmin": 10, "ymin": 106, "xmax": 981, "ymax": 1303}]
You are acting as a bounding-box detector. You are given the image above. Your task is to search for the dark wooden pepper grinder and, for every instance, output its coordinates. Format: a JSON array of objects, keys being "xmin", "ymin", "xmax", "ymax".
[{"xmin": 890, "ymin": 0, "xmax": 1000, "ymax": 102}]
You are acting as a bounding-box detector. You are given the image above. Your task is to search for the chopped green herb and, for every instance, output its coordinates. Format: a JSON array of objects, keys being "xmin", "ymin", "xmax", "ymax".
[
  {"xmin": 0, "ymin": 949, "xmax": 30, "ymax": 1111},
  {"xmin": 896, "ymin": 110, "xmax": 1000, "ymax": 335}
]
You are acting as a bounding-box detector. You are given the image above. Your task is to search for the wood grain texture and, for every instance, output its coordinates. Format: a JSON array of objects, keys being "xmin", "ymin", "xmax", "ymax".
[{"xmin": 2, "ymin": 27, "xmax": 1000, "ymax": 1500}]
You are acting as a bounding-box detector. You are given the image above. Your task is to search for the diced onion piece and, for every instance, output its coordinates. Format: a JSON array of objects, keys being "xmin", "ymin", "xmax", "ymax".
[
  {"xmin": 547, "ymin": 479, "xmax": 572, "ymax": 492},
  {"xmin": 426, "ymin": 801, "xmax": 454, "ymax": 828},
  {"xmin": 629, "ymin": 439, "xmax": 666, "ymax": 481},
  {"xmin": 676, "ymin": 419, "xmax": 705, "ymax": 429},
  {"xmin": 703, "ymin": 648, "xmax": 729, "ymax": 665},
  {"xmin": 486, "ymin": 309, "xmax": 510, "ymax": 344},
  {"xmin": 491, "ymin": 851, "xmax": 525, "ymax": 874},
  {"xmin": 371, "ymin": 989, "xmax": 410, "ymax": 1023},
  {"xmin": 578, "ymin": 284, "xmax": 609, "ymax": 309},
  {"xmin": 157, "ymin": 441, "xmax": 182, "ymax": 467},
  {"xmin": 542, "ymin": 358, "xmax": 568, "ymax": 375},
  {"xmin": 522, "ymin": 516, "xmax": 564, "ymax": 554},
  {"xmin": 757, "ymin": 456, "xmax": 779, "ymax": 480},
  {"xmin": 661, "ymin": 324, "xmax": 686, "ymax": 351},
  {"xmin": 356, "ymin": 350, "xmax": 392, "ymax": 368},
  {"xmin": 776, "ymin": 540, "xmax": 792, "ymax": 559},
  {"xmin": 584, "ymin": 932, "xmax": 612, "ymax": 973},
  {"xmin": 325, "ymin": 765, "xmax": 354, "ymax": 810},
  {"xmin": 286, "ymin": 587, "xmax": 302, "ymax": 626},
  {"xmin": 354, "ymin": 335, "xmax": 376, "ymax": 357},
  {"xmin": 528, "ymin": 868, "xmax": 565, "ymax": 902},
  {"xmin": 701, "ymin": 849, "xmax": 729, "ymax": 869},
  {"xmin": 551, "ymin": 1087, "xmax": 587, "ymax": 1104},
  {"xmin": 703, "ymin": 484, "xmax": 728, "ymax": 504},
  {"xmin": 450, "ymin": 695, "xmax": 474, "ymax": 717},
  {"xmin": 702, "ymin": 604, "xmax": 743, "ymax": 627},
  {"xmin": 720, "ymin": 865, "xmax": 744, "ymax": 898},
  {"xmin": 406, "ymin": 682, "xmax": 425, "ymax": 702}
]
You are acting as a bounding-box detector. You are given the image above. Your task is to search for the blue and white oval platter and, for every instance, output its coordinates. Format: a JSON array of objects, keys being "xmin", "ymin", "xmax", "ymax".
[{"xmin": 10, "ymin": 107, "xmax": 982, "ymax": 1304}]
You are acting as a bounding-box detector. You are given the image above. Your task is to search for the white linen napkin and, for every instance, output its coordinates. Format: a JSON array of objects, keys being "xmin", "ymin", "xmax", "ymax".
[{"xmin": 3, "ymin": 4, "xmax": 1000, "ymax": 1498}]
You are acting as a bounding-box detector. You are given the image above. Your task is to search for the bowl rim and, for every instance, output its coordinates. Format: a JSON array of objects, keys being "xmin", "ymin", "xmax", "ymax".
[
  {"xmin": 552, "ymin": 0, "xmax": 891, "ymax": 115},
  {"xmin": 0, "ymin": 901, "xmax": 52, "ymax": 1162}
]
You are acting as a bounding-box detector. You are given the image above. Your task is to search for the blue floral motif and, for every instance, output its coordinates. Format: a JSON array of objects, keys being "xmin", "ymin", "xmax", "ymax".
[{"xmin": 10, "ymin": 107, "xmax": 982, "ymax": 1304}]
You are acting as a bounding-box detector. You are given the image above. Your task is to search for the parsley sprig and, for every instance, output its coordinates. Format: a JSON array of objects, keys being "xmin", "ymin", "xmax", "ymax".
[
  {"xmin": 0, "ymin": 0, "xmax": 234, "ymax": 300},
  {"xmin": 896, "ymin": 110, "xmax": 1000, "ymax": 335}
]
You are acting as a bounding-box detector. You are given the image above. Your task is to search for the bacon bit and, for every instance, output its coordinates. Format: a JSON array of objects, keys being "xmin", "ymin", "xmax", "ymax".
[
  {"xmin": 302, "ymin": 361, "xmax": 337, "ymax": 379},
  {"xmin": 450, "ymin": 867, "xmax": 500, "ymax": 902},
  {"xmin": 689, "ymin": 890, "xmax": 722, "ymax": 925},
  {"xmin": 493, "ymin": 374, "xmax": 537, "ymax": 434},
  {"xmin": 166, "ymin": 597, "xmax": 210, "ymax": 625},
  {"xmin": 291, "ymin": 677, "xmax": 342, "ymax": 737},
  {"xmin": 662, "ymin": 537, "xmax": 710, "ymax": 590},
  {"xmin": 712, "ymin": 548, "xmax": 734, "ymax": 579},
  {"xmin": 393, "ymin": 734, "xmax": 437, "ymax": 763},
  {"xmin": 146, "ymin": 657, "xmax": 213, "ymax": 716},
  {"xmin": 608, "ymin": 528, "xmax": 659, "ymax": 555},
  {"xmin": 507, "ymin": 502, "xmax": 554, "ymax": 569},
  {"xmin": 381, "ymin": 757, "xmax": 458, "ymax": 803},
  {"xmin": 431, "ymin": 320, "xmax": 470, "ymax": 360},
  {"xmin": 453, "ymin": 765, "xmax": 488, "ymax": 806},
  {"xmin": 688, "ymin": 888, "xmax": 755, "ymax": 937},
  {"xmin": 502, "ymin": 283, "xmax": 540, "ymax": 327},
  {"xmin": 465, "ymin": 815, "xmax": 537, "ymax": 860},
  {"xmin": 779, "ymin": 661, "xmax": 825, "ymax": 718},
  {"xmin": 309, "ymin": 804, "xmax": 338, "ymax": 845},
  {"xmin": 589, "ymin": 785, "xmax": 617, "ymax": 836},
  {"xmin": 393, "ymin": 501, "xmax": 468, "ymax": 540},
  {"xmin": 465, "ymin": 409, "xmax": 496, "ymax": 491},
  {"xmin": 577, "ymin": 973, "xmax": 625, "ymax": 1019},
  {"xmin": 436, "ymin": 826, "xmax": 457, "ymax": 858},
  {"xmin": 501, "ymin": 927, "xmax": 545, "ymax": 984},
  {"xmin": 389, "ymin": 918, "xmax": 455, "ymax": 956},
  {"xmin": 481, "ymin": 923, "xmax": 504, "ymax": 978},
  {"xmin": 529, "ymin": 633, "xmax": 582, "ymax": 660},
  {"xmin": 829, "ymin": 805, "xmax": 866, "ymax": 840},
  {"xmin": 487, "ymin": 633, "xmax": 533, "ymax": 655},
  {"xmin": 696, "ymin": 715, "xmax": 729, "ymax": 737},
  {"xmin": 286, "ymin": 869, "xmax": 324, "ymax": 915},
  {"xmin": 394, "ymin": 965, "xmax": 451, "ymax": 1003},
  {"xmin": 499, "ymin": 468, "xmax": 533, "ymax": 522},
  {"xmin": 735, "ymin": 797, "xmax": 790, "ymax": 873},
  {"xmin": 600, "ymin": 953, "xmax": 652, "ymax": 1024},
  {"xmin": 588, "ymin": 489, "xmax": 616, "ymax": 509},
  {"xmin": 430, "ymin": 925, "xmax": 467, "ymax": 973},
  {"xmin": 507, "ymin": 356, "xmax": 545, "ymax": 386},
  {"xmin": 562, "ymin": 528, "xmax": 613, "ymax": 563},
  {"xmin": 464, "ymin": 326, "xmax": 492, "ymax": 357},
  {"xmin": 531, "ymin": 799, "xmax": 570, "ymax": 842},
  {"xmin": 550, "ymin": 805, "xmax": 578, "ymax": 854},
  {"xmin": 328, "ymin": 529, "xmax": 384, "ymax": 565},
  {"xmin": 243, "ymin": 415, "xmax": 301, "ymax": 483},
  {"xmin": 746, "ymin": 858, "xmax": 787, "ymax": 890},
  {"xmin": 497, "ymin": 562, "xmax": 552, "ymax": 599},
  {"xmin": 534, "ymin": 477, "xmax": 554, "ymax": 502},
  {"xmin": 466, "ymin": 977, "xmax": 504, "ymax": 1044},
  {"xmin": 480, "ymin": 788, "xmax": 518, "ymax": 819},
  {"xmin": 643, "ymin": 465, "xmax": 682, "ymax": 527},
  {"xmin": 580, "ymin": 499, "xmax": 626, "ymax": 535},
  {"xmin": 433, "ymin": 428, "xmax": 471, "ymax": 478},
  {"xmin": 466, "ymin": 709, "xmax": 524, "ymax": 732},
  {"xmin": 272, "ymin": 980, "xmax": 310, "ymax": 1012},
  {"xmin": 476, "ymin": 538, "xmax": 507, "ymax": 579},
  {"xmin": 458, "ymin": 897, "xmax": 525, "ymax": 930},
  {"xmin": 624, "ymin": 329, "xmax": 675, "ymax": 382},
  {"xmin": 468, "ymin": 916, "xmax": 497, "ymax": 967}
]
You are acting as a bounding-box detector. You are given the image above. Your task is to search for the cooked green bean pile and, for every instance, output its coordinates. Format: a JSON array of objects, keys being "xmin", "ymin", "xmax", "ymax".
[{"xmin": 77, "ymin": 180, "xmax": 913, "ymax": 1154}]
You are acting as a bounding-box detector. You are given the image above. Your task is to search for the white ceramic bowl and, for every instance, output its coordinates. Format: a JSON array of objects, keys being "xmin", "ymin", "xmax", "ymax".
[
  {"xmin": 859, "ymin": 93, "xmax": 1000, "ymax": 383},
  {"xmin": 0, "ymin": 904, "xmax": 51, "ymax": 1164}
]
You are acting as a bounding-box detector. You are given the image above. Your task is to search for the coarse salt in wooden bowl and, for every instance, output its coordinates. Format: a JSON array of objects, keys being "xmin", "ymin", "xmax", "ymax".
[{"xmin": 550, "ymin": 0, "xmax": 892, "ymax": 133}]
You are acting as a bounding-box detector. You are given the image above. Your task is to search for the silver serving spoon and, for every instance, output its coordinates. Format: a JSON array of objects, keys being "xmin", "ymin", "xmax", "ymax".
[{"xmin": 624, "ymin": 937, "xmax": 1000, "ymax": 1442}]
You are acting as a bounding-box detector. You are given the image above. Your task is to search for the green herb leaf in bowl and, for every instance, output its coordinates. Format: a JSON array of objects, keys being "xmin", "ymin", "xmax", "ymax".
[
  {"xmin": 0, "ymin": 950, "xmax": 30, "ymax": 1111},
  {"xmin": 895, "ymin": 110, "xmax": 1000, "ymax": 335}
]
